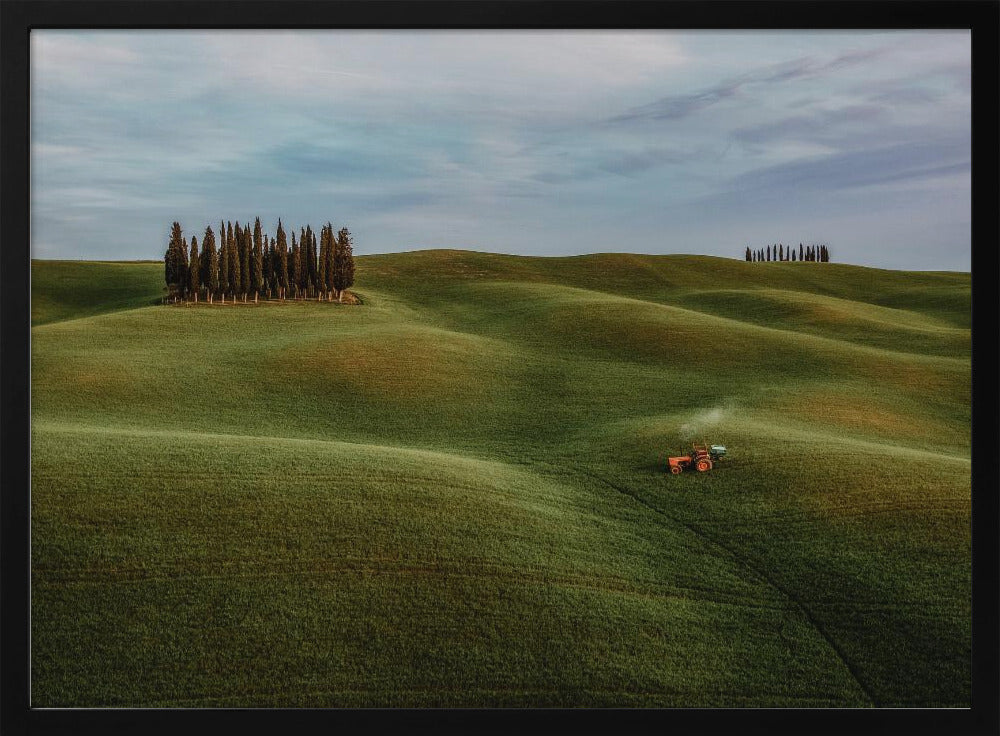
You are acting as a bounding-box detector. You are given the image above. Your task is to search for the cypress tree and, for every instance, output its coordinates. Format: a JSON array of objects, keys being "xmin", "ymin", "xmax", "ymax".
[
  {"xmin": 309, "ymin": 228, "xmax": 319, "ymax": 294},
  {"xmin": 745, "ymin": 246, "xmax": 751, "ymax": 262},
  {"xmin": 240, "ymin": 223, "xmax": 250, "ymax": 301},
  {"xmin": 778, "ymin": 244, "xmax": 783, "ymax": 261},
  {"xmin": 224, "ymin": 222, "xmax": 233, "ymax": 296},
  {"xmin": 277, "ymin": 220, "xmax": 289, "ymax": 300},
  {"xmin": 201, "ymin": 226, "xmax": 216, "ymax": 301},
  {"xmin": 188, "ymin": 236, "xmax": 200, "ymax": 302},
  {"xmin": 271, "ymin": 237, "xmax": 279, "ymax": 299},
  {"xmin": 333, "ymin": 227, "xmax": 355, "ymax": 303},
  {"xmin": 252, "ymin": 218, "xmax": 262, "ymax": 300},
  {"xmin": 299, "ymin": 228, "xmax": 308, "ymax": 297},
  {"xmin": 229, "ymin": 222, "xmax": 241, "ymax": 300},
  {"xmin": 205, "ymin": 227, "xmax": 219, "ymax": 302},
  {"xmin": 324, "ymin": 224, "xmax": 336, "ymax": 300},
  {"xmin": 318, "ymin": 224, "xmax": 329, "ymax": 300},
  {"xmin": 219, "ymin": 226, "xmax": 230, "ymax": 303},
  {"xmin": 791, "ymin": 250, "xmax": 796, "ymax": 262},
  {"xmin": 303, "ymin": 225, "xmax": 313, "ymax": 297},
  {"xmin": 766, "ymin": 245, "xmax": 771, "ymax": 262},
  {"xmin": 292, "ymin": 231, "xmax": 302, "ymax": 299},
  {"xmin": 252, "ymin": 227, "xmax": 263, "ymax": 303},
  {"xmin": 311, "ymin": 226, "xmax": 319, "ymax": 297},
  {"xmin": 164, "ymin": 221, "xmax": 182, "ymax": 301},
  {"xmin": 262, "ymin": 226, "xmax": 272, "ymax": 298},
  {"xmin": 303, "ymin": 228, "xmax": 310, "ymax": 297}
]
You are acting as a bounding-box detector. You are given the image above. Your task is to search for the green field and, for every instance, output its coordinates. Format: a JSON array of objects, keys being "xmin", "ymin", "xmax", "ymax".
[{"xmin": 30, "ymin": 252, "xmax": 971, "ymax": 707}]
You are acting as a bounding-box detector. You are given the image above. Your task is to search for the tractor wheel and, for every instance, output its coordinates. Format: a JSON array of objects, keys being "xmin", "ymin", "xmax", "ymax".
[
  {"xmin": 695, "ymin": 458, "xmax": 712, "ymax": 472},
  {"xmin": 670, "ymin": 465, "xmax": 682, "ymax": 475}
]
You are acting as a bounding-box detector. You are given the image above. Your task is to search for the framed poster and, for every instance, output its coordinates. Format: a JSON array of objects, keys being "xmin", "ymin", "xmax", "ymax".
[{"xmin": 2, "ymin": 1, "xmax": 997, "ymax": 734}]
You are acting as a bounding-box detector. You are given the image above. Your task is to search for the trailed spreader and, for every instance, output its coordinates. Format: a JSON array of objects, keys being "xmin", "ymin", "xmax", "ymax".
[{"xmin": 667, "ymin": 443, "xmax": 726, "ymax": 474}]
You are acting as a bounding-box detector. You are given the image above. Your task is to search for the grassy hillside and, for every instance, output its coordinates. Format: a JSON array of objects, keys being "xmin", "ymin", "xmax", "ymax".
[
  {"xmin": 30, "ymin": 252, "xmax": 971, "ymax": 707},
  {"xmin": 31, "ymin": 260, "xmax": 163, "ymax": 326}
]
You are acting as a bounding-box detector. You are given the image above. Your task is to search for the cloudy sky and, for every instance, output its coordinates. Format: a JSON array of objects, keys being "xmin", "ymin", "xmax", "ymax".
[{"xmin": 31, "ymin": 31, "xmax": 970, "ymax": 269}]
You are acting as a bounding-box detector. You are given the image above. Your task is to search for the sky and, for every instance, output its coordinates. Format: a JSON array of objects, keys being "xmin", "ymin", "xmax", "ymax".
[{"xmin": 31, "ymin": 31, "xmax": 971, "ymax": 270}]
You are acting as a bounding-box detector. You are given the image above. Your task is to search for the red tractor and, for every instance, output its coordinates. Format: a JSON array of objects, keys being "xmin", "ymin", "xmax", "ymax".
[{"xmin": 667, "ymin": 443, "xmax": 726, "ymax": 475}]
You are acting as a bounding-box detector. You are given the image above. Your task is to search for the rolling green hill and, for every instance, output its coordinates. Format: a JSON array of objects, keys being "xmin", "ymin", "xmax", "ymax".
[{"xmin": 30, "ymin": 252, "xmax": 971, "ymax": 707}]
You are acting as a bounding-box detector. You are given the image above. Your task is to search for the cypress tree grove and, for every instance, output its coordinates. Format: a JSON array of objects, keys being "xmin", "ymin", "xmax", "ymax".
[
  {"xmin": 163, "ymin": 218, "xmax": 356, "ymax": 306},
  {"xmin": 333, "ymin": 227, "xmax": 355, "ymax": 303},
  {"xmin": 188, "ymin": 236, "xmax": 200, "ymax": 302},
  {"xmin": 277, "ymin": 221, "xmax": 289, "ymax": 300}
]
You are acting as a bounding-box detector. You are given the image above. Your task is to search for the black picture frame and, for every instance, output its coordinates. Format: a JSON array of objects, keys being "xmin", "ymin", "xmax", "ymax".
[{"xmin": 2, "ymin": 2, "xmax": 997, "ymax": 734}]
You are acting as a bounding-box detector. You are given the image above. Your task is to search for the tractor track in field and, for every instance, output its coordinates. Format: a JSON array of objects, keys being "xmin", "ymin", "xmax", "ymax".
[{"xmin": 572, "ymin": 467, "xmax": 880, "ymax": 708}]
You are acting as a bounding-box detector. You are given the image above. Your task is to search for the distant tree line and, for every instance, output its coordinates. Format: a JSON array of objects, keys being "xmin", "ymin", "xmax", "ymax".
[
  {"xmin": 164, "ymin": 218, "xmax": 355, "ymax": 304},
  {"xmin": 744, "ymin": 243, "xmax": 830, "ymax": 263}
]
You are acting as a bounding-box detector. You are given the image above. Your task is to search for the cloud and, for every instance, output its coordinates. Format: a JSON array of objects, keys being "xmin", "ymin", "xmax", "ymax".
[
  {"xmin": 610, "ymin": 47, "xmax": 886, "ymax": 124},
  {"xmin": 730, "ymin": 137, "xmax": 969, "ymax": 194},
  {"xmin": 732, "ymin": 104, "xmax": 887, "ymax": 146},
  {"xmin": 531, "ymin": 146, "xmax": 695, "ymax": 184}
]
